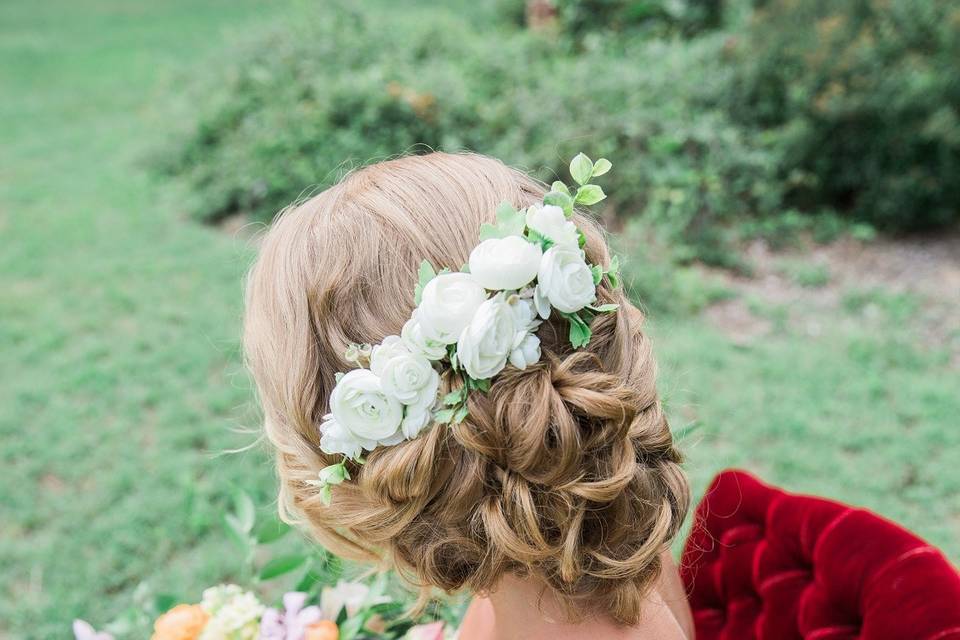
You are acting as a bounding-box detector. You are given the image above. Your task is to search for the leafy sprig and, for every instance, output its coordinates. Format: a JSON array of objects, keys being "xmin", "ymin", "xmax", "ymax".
[{"xmin": 311, "ymin": 459, "xmax": 351, "ymax": 506}]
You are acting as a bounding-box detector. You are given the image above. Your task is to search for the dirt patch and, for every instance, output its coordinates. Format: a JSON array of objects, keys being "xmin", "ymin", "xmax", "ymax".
[{"xmin": 702, "ymin": 233, "xmax": 960, "ymax": 361}]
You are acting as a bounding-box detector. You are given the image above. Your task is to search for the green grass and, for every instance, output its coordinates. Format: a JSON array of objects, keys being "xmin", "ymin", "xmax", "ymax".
[{"xmin": 1, "ymin": 1, "xmax": 958, "ymax": 638}]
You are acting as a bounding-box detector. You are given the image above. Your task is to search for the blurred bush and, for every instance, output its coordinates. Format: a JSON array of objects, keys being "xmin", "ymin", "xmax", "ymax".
[
  {"xmin": 160, "ymin": 3, "xmax": 778, "ymax": 264},
  {"xmin": 729, "ymin": 0, "xmax": 960, "ymax": 230},
  {"xmin": 496, "ymin": 0, "xmax": 725, "ymax": 38}
]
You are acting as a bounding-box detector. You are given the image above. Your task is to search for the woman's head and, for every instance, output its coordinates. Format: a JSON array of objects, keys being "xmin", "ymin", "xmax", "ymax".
[{"xmin": 243, "ymin": 152, "xmax": 689, "ymax": 625}]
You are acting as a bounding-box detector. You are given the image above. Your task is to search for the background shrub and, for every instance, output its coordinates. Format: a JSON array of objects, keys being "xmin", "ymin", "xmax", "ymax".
[
  {"xmin": 729, "ymin": 0, "xmax": 960, "ymax": 230},
  {"xmin": 161, "ymin": 3, "xmax": 779, "ymax": 264}
]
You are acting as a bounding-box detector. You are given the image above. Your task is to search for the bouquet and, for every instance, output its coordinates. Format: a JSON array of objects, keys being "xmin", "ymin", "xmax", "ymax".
[{"xmin": 72, "ymin": 491, "xmax": 457, "ymax": 640}]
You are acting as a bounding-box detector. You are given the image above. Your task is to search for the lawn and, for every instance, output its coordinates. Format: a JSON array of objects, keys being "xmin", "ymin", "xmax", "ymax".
[{"xmin": 1, "ymin": 1, "xmax": 957, "ymax": 638}]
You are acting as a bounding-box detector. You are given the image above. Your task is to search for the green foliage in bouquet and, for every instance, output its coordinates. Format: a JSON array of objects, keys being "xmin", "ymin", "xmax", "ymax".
[
  {"xmin": 729, "ymin": 0, "xmax": 960, "ymax": 230},
  {"xmin": 76, "ymin": 488, "xmax": 459, "ymax": 639}
]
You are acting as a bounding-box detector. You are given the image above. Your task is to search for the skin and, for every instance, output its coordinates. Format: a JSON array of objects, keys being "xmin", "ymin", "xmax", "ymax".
[{"xmin": 458, "ymin": 550, "xmax": 694, "ymax": 640}]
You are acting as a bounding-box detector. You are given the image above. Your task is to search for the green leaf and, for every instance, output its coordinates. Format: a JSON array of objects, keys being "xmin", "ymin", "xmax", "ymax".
[
  {"xmin": 569, "ymin": 153, "xmax": 593, "ymax": 185},
  {"xmin": 526, "ymin": 227, "xmax": 554, "ymax": 251},
  {"xmin": 223, "ymin": 514, "xmax": 251, "ymax": 550},
  {"xmin": 318, "ymin": 463, "xmax": 348, "ymax": 485},
  {"xmin": 232, "ymin": 490, "xmax": 255, "ymax": 534},
  {"xmin": 551, "ymin": 181, "xmax": 570, "ymax": 195},
  {"xmin": 591, "ymin": 264, "xmax": 603, "ymax": 285},
  {"xmin": 294, "ymin": 562, "xmax": 325, "ymax": 592},
  {"xmin": 592, "ymin": 158, "xmax": 612, "ymax": 177},
  {"xmin": 606, "ymin": 255, "xmax": 621, "ymax": 288},
  {"xmin": 578, "ymin": 229, "xmax": 587, "ymax": 248},
  {"xmin": 589, "ymin": 303, "xmax": 620, "ymax": 312},
  {"xmin": 563, "ymin": 312, "xmax": 592, "ymax": 349},
  {"xmin": 339, "ymin": 616, "xmax": 365, "ymax": 640},
  {"xmin": 318, "ymin": 484, "xmax": 332, "ymax": 506},
  {"xmin": 153, "ymin": 594, "xmax": 179, "ymax": 615},
  {"xmin": 433, "ymin": 407, "xmax": 456, "ymax": 424},
  {"xmin": 443, "ymin": 386, "xmax": 466, "ymax": 405},
  {"xmin": 575, "ymin": 184, "xmax": 606, "ymax": 206},
  {"xmin": 475, "ymin": 378, "xmax": 491, "ymax": 393},
  {"xmin": 453, "ymin": 404, "xmax": 470, "ymax": 424},
  {"xmin": 479, "ymin": 201, "xmax": 526, "ymax": 240},
  {"xmin": 543, "ymin": 191, "xmax": 574, "ymax": 217},
  {"xmin": 413, "ymin": 260, "xmax": 438, "ymax": 305},
  {"xmin": 259, "ymin": 554, "xmax": 308, "ymax": 581},
  {"xmin": 255, "ymin": 515, "xmax": 291, "ymax": 544},
  {"xmin": 460, "ymin": 263, "xmax": 470, "ymax": 273}
]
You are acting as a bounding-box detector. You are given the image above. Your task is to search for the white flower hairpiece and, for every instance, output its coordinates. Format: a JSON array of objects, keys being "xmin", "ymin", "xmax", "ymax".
[{"xmin": 312, "ymin": 153, "xmax": 622, "ymax": 503}]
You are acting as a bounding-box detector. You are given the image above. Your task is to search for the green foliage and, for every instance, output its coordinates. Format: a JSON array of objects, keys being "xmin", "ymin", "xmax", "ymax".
[
  {"xmin": 163, "ymin": 7, "xmax": 779, "ymax": 264},
  {"xmin": 729, "ymin": 0, "xmax": 960, "ymax": 230},
  {"xmin": 551, "ymin": 0, "xmax": 725, "ymax": 40}
]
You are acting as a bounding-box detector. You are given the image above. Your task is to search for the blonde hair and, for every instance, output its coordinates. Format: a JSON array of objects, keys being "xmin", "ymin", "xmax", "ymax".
[{"xmin": 243, "ymin": 152, "xmax": 689, "ymax": 625}]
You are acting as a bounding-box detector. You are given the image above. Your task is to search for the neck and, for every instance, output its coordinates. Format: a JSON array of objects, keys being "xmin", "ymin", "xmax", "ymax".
[
  {"xmin": 473, "ymin": 573, "xmax": 689, "ymax": 640},
  {"xmin": 483, "ymin": 575, "xmax": 630, "ymax": 640}
]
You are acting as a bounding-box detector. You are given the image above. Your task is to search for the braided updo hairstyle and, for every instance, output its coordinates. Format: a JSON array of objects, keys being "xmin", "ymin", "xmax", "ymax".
[{"xmin": 243, "ymin": 152, "xmax": 689, "ymax": 625}]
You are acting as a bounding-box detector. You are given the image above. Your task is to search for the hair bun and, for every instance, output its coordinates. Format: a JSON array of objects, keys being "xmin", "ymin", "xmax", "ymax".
[{"xmin": 244, "ymin": 152, "xmax": 689, "ymax": 626}]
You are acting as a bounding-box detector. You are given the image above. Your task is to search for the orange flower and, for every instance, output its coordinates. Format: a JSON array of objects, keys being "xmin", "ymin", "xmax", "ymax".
[
  {"xmin": 304, "ymin": 620, "xmax": 339, "ymax": 640},
  {"xmin": 150, "ymin": 604, "xmax": 209, "ymax": 640}
]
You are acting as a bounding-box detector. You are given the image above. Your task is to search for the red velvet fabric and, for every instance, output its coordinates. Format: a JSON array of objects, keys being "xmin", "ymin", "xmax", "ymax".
[{"xmin": 681, "ymin": 470, "xmax": 960, "ymax": 640}]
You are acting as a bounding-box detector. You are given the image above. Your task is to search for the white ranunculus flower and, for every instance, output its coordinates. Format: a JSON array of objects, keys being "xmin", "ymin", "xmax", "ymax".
[
  {"xmin": 401, "ymin": 316, "xmax": 447, "ymax": 360},
  {"xmin": 328, "ymin": 369, "xmax": 403, "ymax": 442},
  {"xmin": 536, "ymin": 245, "xmax": 596, "ymax": 313},
  {"xmin": 417, "ymin": 272, "xmax": 488, "ymax": 344},
  {"xmin": 400, "ymin": 393, "xmax": 435, "ymax": 439},
  {"xmin": 508, "ymin": 295, "xmax": 540, "ymax": 334},
  {"xmin": 509, "ymin": 333, "xmax": 541, "ymax": 370},
  {"xmin": 526, "ymin": 204, "xmax": 580, "ymax": 248},
  {"xmin": 371, "ymin": 336, "xmax": 441, "ymax": 407},
  {"xmin": 457, "ymin": 292, "xmax": 516, "ymax": 380},
  {"xmin": 319, "ymin": 415, "xmax": 366, "ymax": 459},
  {"xmin": 468, "ymin": 236, "xmax": 542, "ymax": 291}
]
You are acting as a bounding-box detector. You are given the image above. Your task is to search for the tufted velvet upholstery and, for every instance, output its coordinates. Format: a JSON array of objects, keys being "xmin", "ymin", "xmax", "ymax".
[{"xmin": 680, "ymin": 470, "xmax": 960, "ymax": 640}]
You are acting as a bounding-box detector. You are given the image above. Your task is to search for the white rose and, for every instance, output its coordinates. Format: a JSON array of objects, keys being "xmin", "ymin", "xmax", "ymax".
[
  {"xmin": 468, "ymin": 236, "xmax": 542, "ymax": 291},
  {"xmin": 401, "ymin": 316, "xmax": 447, "ymax": 360},
  {"xmin": 417, "ymin": 272, "xmax": 487, "ymax": 344},
  {"xmin": 370, "ymin": 336, "xmax": 441, "ymax": 407},
  {"xmin": 456, "ymin": 292, "xmax": 516, "ymax": 380},
  {"xmin": 369, "ymin": 336, "xmax": 409, "ymax": 375},
  {"xmin": 319, "ymin": 415, "xmax": 365, "ymax": 459},
  {"xmin": 400, "ymin": 395, "xmax": 435, "ymax": 439},
  {"xmin": 508, "ymin": 296, "xmax": 540, "ymax": 334},
  {"xmin": 526, "ymin": 204, "xmax": 580, "ymax": 248},
  {"xmin": 328, "ymin": 369, "xmax": 403, "ymax": 442},
  {"xmin": 509, "ymin": 333, "xmax": 541, "ymax": 370},
  {"xmin": 536, "ymin": 245, "xmax": 596, "ymax": 313}
]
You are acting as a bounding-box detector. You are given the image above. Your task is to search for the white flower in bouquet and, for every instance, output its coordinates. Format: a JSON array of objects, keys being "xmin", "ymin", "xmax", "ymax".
[
  {"xmin": 457, "ymin": 293, "xmax": 516, "ymax": 380},
  {"xmin": 468, "ymin": 235, "xmax": 542, "ymax": 291},
  {"xmin": 199, "ymin": 585, "xmax": 263, "ymax": 640},
  {"xmin": 536, "ymin": 245, "xmax": 596, "ymax": 314},
  {"xmin": 526, "ymin": 204, "xmax": 579, "ymax": 248},
  {"xmin": 416, "ymin": 272, "xmax": 487, "ymax": 344},
  {"xmin": 320, "ymin": 580, "xmax": 390, "ymax": 621}
]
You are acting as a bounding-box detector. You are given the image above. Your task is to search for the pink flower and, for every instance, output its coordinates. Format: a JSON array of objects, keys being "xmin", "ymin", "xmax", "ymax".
[
  {"xmin": 405, "ymin": 622, "xmax": 445, "ymax": 640},
  {"xmin": 259, "ymin": 592, "xmax": 325, "ymax": 640}
]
